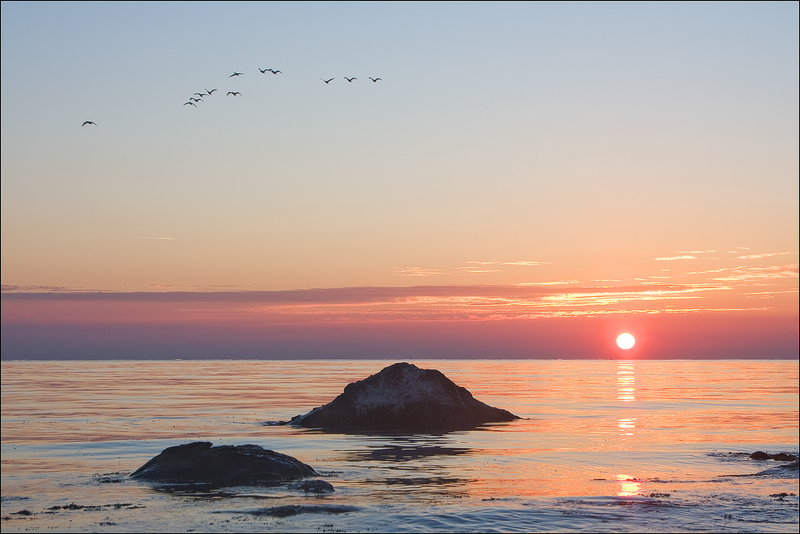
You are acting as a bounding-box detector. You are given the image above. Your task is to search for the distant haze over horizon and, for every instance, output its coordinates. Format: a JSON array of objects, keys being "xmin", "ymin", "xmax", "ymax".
[{"xmin": 2, "ymin": 287, "xmax": 797, "ymax": 360}]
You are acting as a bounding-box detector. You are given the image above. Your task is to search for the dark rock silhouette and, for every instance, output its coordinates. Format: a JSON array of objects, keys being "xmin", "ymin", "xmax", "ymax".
[
  {"xmin": 288, "ymin": 362, "xmax": 519, "ymax": 433},
  {"xmin": 130, "ymin": 442, "xmax": 317, "ymax": 486},
  {"xmin": 289, "ymin": 479, "xmax": 335, "ymax": 493},
  {"xmin": 750, "ymin": 451, "xmax": 797, "ymax": 461}
]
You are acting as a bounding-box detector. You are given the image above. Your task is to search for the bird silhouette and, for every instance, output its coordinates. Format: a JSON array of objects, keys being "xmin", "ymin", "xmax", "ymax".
[
  {"xmin": 193, "ymin": 93, "xmax": 205, "ymax": 97},
  {"xmin": 229, "ymin": 72, "xmax": 244, "ymax": 77},
  {"xmin": 320, "ymin": 78, "xmax": 334, "ymax": 84},
  {"xmin": 227, "ymin": 91, "xmax": 241, "ymax": 96},
  {"xmin": 205, "ymin": 88, "xmax": 217, "ymax": 94},
  {"xmin": 258, "ymin": 68, "xmax": 269, "ymax": 74},
  {"xmin": 190, "ymin": 97, "xmax": 202, "ymax": 103},
  {"xmin": 183, "ymin": 102, "xmax": 196, "ymax": 106},
  {"xmin": 369, "ymin": 77, "xmax": 382, "ymax": 82},
  {"xmin": 345, "ymin": 77, "xmax": 357, "ymax": 82},
  {"xmin": 269, "ymin": 69, "xmax": 282, "ymax": 74},
  {"xmin": 82, "ymin": 121, "xmax": 97, "ymax": 126}
]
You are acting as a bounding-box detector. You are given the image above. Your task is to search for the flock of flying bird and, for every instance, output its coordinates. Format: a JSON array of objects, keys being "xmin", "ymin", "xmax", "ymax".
[
  {"xmin": 82, "ymin": 68, "xmax": 383, "ymax": 125},
  {"xmin": 180, "ymin": 68, "xmax": 382, "ymax": 108}
]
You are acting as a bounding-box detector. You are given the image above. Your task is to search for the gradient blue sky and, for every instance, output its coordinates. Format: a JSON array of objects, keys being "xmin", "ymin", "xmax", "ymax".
[{"xmin": 2, "ymin": 2, "xmax": 797, "ymax": 359}]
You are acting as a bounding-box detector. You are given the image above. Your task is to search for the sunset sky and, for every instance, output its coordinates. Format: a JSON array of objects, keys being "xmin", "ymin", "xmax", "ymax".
[{"xmin": 2, "ymin": 1, "xmax": 798, "ymax": 359}]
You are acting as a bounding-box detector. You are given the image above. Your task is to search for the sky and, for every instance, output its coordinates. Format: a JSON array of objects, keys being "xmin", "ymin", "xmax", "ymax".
[{"xmin": 1, "ymin": 1, "xmax": 798, "ymax": 360}]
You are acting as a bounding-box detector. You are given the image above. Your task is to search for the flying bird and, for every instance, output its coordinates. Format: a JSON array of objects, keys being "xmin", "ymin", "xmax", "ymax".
[
  {"xmin": 320, "ymin": 78, "xmax": 334, "ymax": 84},
  {"xmin": 193, "ymin": 93, "xmax": 205, "ymax": 97},
  {"xmin": 227, "ymin": 91, "xmax": 241, "ymax": 96},
  {"xmin": 190, "ymin": 97, "xmax": 202, "ymax": 103},
  {"xmin": 205, "ymin": 88, "xmax": 217, "ymax": 94},
  {"xmin": 183, "ymin": 102, "xmax": 197, "ymax": 106},
  {"xmin": 258, "ymin": 68, "xmax": 270, "ymax": 74},
  {"xmin": 269, "ymin": 69, "xmax": 282, "ymax": 74},
  {"xmin": 344, "ymin": 77, "xmax": 357, "ymax": 82},
  {"xmin": 82, "ymin": 121, "xmax": 97, "ymax": 126},
  {"xmin": 369, "ymin": 77, "xmax": 382, "ymax": 82},
  {"xmin": 229, "ymin": 72, "xmax": 244, "ymax": 77}
]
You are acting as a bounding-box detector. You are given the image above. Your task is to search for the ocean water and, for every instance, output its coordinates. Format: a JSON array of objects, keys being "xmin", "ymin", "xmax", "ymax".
[{"xmin": 1, "ymin": 359, "xmax": 798, "ymax": 533}]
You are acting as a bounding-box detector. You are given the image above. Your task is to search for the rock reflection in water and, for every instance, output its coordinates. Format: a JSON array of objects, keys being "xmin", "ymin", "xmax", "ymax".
[
  {"xmin": 347, "ymin": 445, "xmax": 473, "ymax": 462},
  {"xmin": 224, "ymin": 504, "xmax": 359, "ymax": 517},
  {"xmin": 341, "ymin": 437, "xmax": 475, "ymax": 502}
]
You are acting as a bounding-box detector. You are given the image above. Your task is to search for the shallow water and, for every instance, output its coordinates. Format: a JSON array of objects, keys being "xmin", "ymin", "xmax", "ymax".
[{"xmin": 1, "ymin": 359, "xmax": 798, "ymax": 532}]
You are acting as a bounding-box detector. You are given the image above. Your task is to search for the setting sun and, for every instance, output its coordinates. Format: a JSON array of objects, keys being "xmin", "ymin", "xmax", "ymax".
[{"xmin": 616, "ymin": 332, "xmax": 636, "ymax": 350}]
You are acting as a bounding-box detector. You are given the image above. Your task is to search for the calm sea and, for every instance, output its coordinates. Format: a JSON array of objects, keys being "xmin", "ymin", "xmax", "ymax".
[{"xmin": 1, "ymin": 359, "xmax": 798, "ymax": 533}]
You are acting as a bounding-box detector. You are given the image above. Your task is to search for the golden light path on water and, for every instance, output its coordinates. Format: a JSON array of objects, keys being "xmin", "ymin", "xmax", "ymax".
[{"xmin": 616, "ymin": 360, "xmax": 639, "ymax": 496}]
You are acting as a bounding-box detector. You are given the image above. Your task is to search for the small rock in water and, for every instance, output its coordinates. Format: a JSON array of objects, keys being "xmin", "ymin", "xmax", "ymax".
[
  {"xmin": 750, "ymin": 451, "xmax": 797, "ymax": 461},
  {"xmin": 130, "ymin": 442, "xmax": 317, "ymax": 486},
  {"xmin": 289, "ymin": 479, "xmax": 335, "ymax": 493}
]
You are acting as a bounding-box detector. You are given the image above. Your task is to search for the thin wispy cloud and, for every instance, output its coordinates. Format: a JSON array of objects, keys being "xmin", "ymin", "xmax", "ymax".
[
  {"xmin": 465, "ymin": 260, "xmax": 550, "ymax": 266},
  {"xmin": 62, "ymin": 233, "xmax": 176, "ymax": 241},
  {"xmin": 399, "ymin": 260, "xmax": 549, "ymax": 277},
  {"xmin": 744, "ymin": 288, "xmax": 799, "ymax": 297},
  {"xmin": 395, "ymin": 267, "xmax": 445, "ymax": 277},
  {"xmin": 638, "ymin": 277, "xmax": 671, "ymax": 284},
  {"xmin": 654, "ymin": 255, "xmax": 699, "ymax": 261},
  {"xmin": 148, "ymin": 283, "xmax": 239, "ymax": 291},
  {"xmin": 502, "ymin": 261, "xmax": 551, "ymax": 266},
  {"xmin": 519, "ymin": 280, "xmax": 582, "ymax": 286},
  {"xmin": 686, "ymin": 267, "xmax": 733, "ymax": 275},
  {"xmin": 654, "ymin": 250, "xmax": 720, "ymax": 261},
  {"xmin": 736, "ymin": 251, "xmax": 791, "ymax": 260},
  {"xmin": 539, "ymin": 286, "xmax": 725, "ymax": 307},
  {"xmin": 711, "ymin": 264, "xmax": 799, "ymax": 282},
  {"xmin": 1, "ymin": 284, "xmax": 72, "ymax": 293}
]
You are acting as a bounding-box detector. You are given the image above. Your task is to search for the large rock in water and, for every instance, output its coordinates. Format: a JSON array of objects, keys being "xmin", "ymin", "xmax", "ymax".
[
  {"xmin": 288, "ymin": 362, "xmax": 520, "ymax": 432},
  {"xmin": 130, "ymin": 442, "xmax": 317, "ymax": 486}
]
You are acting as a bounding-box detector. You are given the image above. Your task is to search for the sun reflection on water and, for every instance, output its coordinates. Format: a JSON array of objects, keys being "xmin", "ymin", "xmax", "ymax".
[
  {"xmin": 616, "ymin": 474, "xmax": 642, "ymax": 497},
  {"xmin": 617, "ymin": 360, "xmax": 637, "ymax": 440},
  {"xmin": 616, "ymin": 361, "xmax": 641, "ymax": 496},
  {"xmin": 617, "ymin": 417, "xmax": 636, "ymax": 436},
  {"xmin": 617, "ymin": 361, "xmax": 636, "ymax": 402}
]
